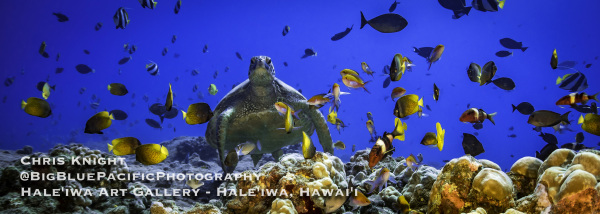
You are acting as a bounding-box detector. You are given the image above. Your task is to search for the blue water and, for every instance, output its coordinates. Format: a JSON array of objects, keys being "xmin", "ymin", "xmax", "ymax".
[{"xmin": 0, "ymin": 0, "xmax": 598, "ymax": 171}]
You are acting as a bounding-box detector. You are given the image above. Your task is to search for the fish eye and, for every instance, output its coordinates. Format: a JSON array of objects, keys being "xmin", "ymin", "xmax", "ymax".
[{"xmin": 266, "ymin": 57, "xmax": 271, "ymax": 64}]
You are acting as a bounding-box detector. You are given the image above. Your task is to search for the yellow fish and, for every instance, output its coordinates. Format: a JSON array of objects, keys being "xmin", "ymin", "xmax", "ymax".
[
  {"xmin": 42, "ymin": 83, "xmax": 50, "ymax": 99},
  {"xmin": 435, "ymin": 122, "xmax": 445, "ymax": 151},
  {"xmin": 84, "ymin": 111, "xmax": 114, "ymax": 134},
  {"xmin": 302, "ymin": 131, "xmax": 316, "ymax": 159},
  {"xmin": 108, "ymin": 137, "xmax": 141, "ymax": 156},
  {"xmin": 391, "ymin": 118, "xmax": 407, "ymax": 141},
  {"xmin": 327, "ymin": 106, "xmax": 338, "ymax": 125},
  {"xmin": 135, "ymin": 144, "xmax": 169, "ymax": 165},
  {"xmin": 579, "ymin": 114, "xmax": 600, "ymax": 136},
  {"xmin": 21, "ymin": 97, "xmax": 52, "ymax": 118},
  {"xmin": 394, "ymin": 94, "xmax": 423, "ymax": 118},
  {"xmin": 342, "ymin": 74, "xmax": 371, "ymax": 93},
  {"xmin": 551, "ymin": 49, "xmax": 558, "ymax": 70},
  {"xmin": 181, "ymin": 103, "xmax": 214, "ymax": 125},
  {"xmin": 428, "ymin": 44, "xmax": 445, "ymax": 70},
  {"xmin": 165, "ymin": 83, "xmax": 173, "ymax": 111}
]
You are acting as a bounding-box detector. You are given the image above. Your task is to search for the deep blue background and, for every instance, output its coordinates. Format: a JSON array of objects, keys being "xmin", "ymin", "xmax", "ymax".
[{"xmin": 0, "ymin": 0, "xmax": 599, "ymax": 170}]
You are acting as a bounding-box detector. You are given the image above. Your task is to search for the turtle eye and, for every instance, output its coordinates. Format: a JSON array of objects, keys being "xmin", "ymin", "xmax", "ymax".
[
  {"xmin": 266, "ymin": 57, "xmax": 271, "ymax": 64},
  {"xmin": 251, "ymin": 58, "xmax": 257, "ymax": 64}
]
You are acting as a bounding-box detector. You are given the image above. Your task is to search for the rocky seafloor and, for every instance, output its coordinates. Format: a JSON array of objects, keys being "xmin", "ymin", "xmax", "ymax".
[{"xmin": 0, "ymin": 136, "xmax": 598, "ymax": 214}]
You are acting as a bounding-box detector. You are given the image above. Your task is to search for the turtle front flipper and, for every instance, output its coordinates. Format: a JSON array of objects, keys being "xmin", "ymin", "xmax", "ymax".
[
  {"xmin": 306, "ymin": 106, "xmax": 334, "ymax": 155},
  {"xmin": 215, "ymin": 108, "xmax": 234, "ymax": 173}
]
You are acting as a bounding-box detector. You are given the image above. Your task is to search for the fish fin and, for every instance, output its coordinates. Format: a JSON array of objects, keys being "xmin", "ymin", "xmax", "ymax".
[
  {"xmin": 487, "ymin": 112, "xmax": 497, "ymax": 125},
  {"xmin": 109, "ymin": 113, "xmax": 114, "ymax": 120},
  {"xmin": 107, "ymin": 85, "xmax": 111, "ymax": 91},
  {"xmin": 521, "ymin": 47, "xmax": 528, "ymax": 52},
  {"xmin": 428, "ymin": 62, "xmax": 432, "ymax": 70},
  {"xmin": 561, "ymin": 111, "xmax": 571, "ymax": 124},
  {"xmin": 418, "ymin": 97, "xmax": 424, "ymax": 107},
  {"xmin": 552, "ymin": 124, "xmax": 561, "ymax": 132},
  {"xmin": 153, "ymin": 1, "xmax": 157, "ymax": 7},
  {"xmin": 181, "ymin": 110, "xmax": 187, "ymax": 120},
  {"xmin": 556, "ymin": 76, "xmax": 563, "ymax": 85},
  {"xmin": 256, "ymin": 141, "xmax": 261, "ymax": 151},
  {"xmin": 108, "ymin": 143, "xmax": 113, "ymax": 152},
  {"xmin": 21, "ymin": 100, "xmax": 27, "ymax": 109},
  {"xmin": 511, "ymin": 104, "xmax": 517, "ymax": 113},
  {"xmin": 360, "ymin": 11, "xmax": 368, "ymax": 29},
  {"xmin": 497, "ymin": 0, "xmax": 505, "ymax": 9},
  {"xmin": 160, "ymin": 115, "xmax": 164, "ymax": 123},
  {"xmin": 578, "ymin": 114, "xmax": 584, "ymax": 125}
]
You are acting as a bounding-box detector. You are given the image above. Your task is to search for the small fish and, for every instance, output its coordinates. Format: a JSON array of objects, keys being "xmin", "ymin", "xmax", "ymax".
[
  {"xmin": 389, "ymin": 0, "xmax": 400, "ymax": 12},
  {"xmin": 174, "ymin": 0, "xmax": 181, "ymax": 14},
  {"xmin": 236, "ymin": 142, "xmax": 259, "ymax": 156},
  {"xmin": 507, "ymin": 134, "xmax": 516, "ymax": 138},
  {"xmin": 135, "ymin": 144, "xmax": 169, "ymax": 165},
  {"xmin": 335, "ymin": 118, "xmax": 347, "ymax": 134},
  {"xmin": 162, "ymin": 47, "xmax": 168, "ymax": 56},
  {"xmin": 360, "ymin": 11, "xmax": 408, "ymax": 33},
  {"xmin": 186, "ymin": 179, "xmax": 204, "ymax": 190},
  {"xmin": 235, "ymin": 52, "xmax": 243, "ymax": 61},
  {"xmin": 165, "ymin": 83, "xmax": 173, "ymax": 111},
  {"xmin": 405, "ymin": 154, "xmax": 420, "ymax": 171},
  {"xmin": 203, "ymin": 44, "xmax": 208, "ymax": 53},
  {"xmin": 539, "ymin": 132, "xmax": 558, "ymax": 145},
  {"xmin": 118, "ymin": 56, "xmax": 132, "ymax": 65},
  {"xmin": 129, "ymin": 45, "xmax": 137, "ymax": 54},
  {"xmin": 479, "ymin": 61, "xmax": 497, "ymax": 86},
  {"xmin": 213, "ymin": 70, "xmax": 219, "ymax": 79},
  {"xmin": 433, "ymin": 83, "xmax": 440, "ymax": 102},
  {"xmin": 39, "ymin": 41, "xmax": 47, "ymax": 57},
  {"xmin": 145, "ymin": 118, "xmax": 162, "ymax": 129},
  {"xmin": 85, "ymin": 111, "xmax": 114, "ymax": 134},
  {"xmin": 55, "ymin": 67, "xmax": 64, "ymax": 74},
  {"xmin": 191, "ymin": 69, "xmax": 199, "ymax": 76},
  {"xmin": 394, "ymin": 94, "xmax": 423, "ymax": 118},
  {"xmin": 108, "ymin": 83, "xmax": 128, "ymax": 96},
  {"xmin": 171, "ymin": 35, "xmax": 177, "ymax": 44},
  {"xmin": 334, "ymin": 140, "xmax": 345, "ymax": 150},
  {"xmin": 585, "ymin": 64, "xmax": 592, "ymax": 68},
  {"xmin": 528, "ymin": 110, "xmax": 570, "ymax": 127},
  {"xmin": 413, "ymin": 46, "xmax": 434, "ymax": 59},
  {"xmin": 391, "ymin": 118, "xmax": 407, "ymax": 141},
  {"xmin": 307, "ymin": 94, "xmax": 330, "ymax": 109},
  {"xmin": 302, "ymin": 131, "xmax": 316, "ymax": 159},
  {"xmin": 146, "ymin": 61, "xmax": 159, "ymax": 76},
  {"xmin": 52, "ymin": 12, "xmax": 69, "ymax": 22},
  {"xmin": 361, "ymin": 62, "xmax": 375, "ymax": 77},
  {"xmin": 109, "ymin": 109, "xmax": 128, "ymax": 120},
  {"xmin": 331, "ymin": 25, "xmax": 353, "ymax": 41},
  {"xmin": 348, "ymin": 189, "xmax": 371, "ymax": 210},
  {"xmin": 551, "ymin": 49, "xmax": 558, "ymax": 69},
  {"xmin": 472, "ymin": 0, "xmax": 505, "ymax": 12},
  {"xmin": 95, "ymin": 22, "xmax": 102, "ymax": 31},
  {"xmin": 438, "ymin": 0, "xmax": 472, "ymax": 19},
  {"xmin": 274, "ymin": 102, "xmax": 300, "ymax": 120},
  {"xmin": 282, "ymin": 25, "xmax": 290, "ymax": 36},
  {"xmin": 364, "ymin": 167, "xmax": 396, "ymax": 194},
  {"xmin": 301, "ymin": 48, "xmax": 317, "ymax": 59},
  {"xmin": 113, "ymin": 7, "xmax": 130, "ymax": 29},
  {"xmin": 90, "ymin": 102, "xmax": 100, "ymax": 109},
  {"xmin": 500, "ymin": 38, "xmax": 527, "ymax": 52},
  {"xmin": 397, "ymin": 195, "xmax": 411, "ymax": 213},
  {"xmin": 366, "ymin": 120, "xmax": 377, "ymax": 142},
  {"xmin": 83, "ymin": 49, "xmax": 90, "ymax": 55},
  {"xmin": 143, "ymin": 95, "xmax": 149, "ymax": 102},
  {"xmin": 208, "ymin": 84, "xmax": 218, "ymax": 95},
  {"xmin": 108, "ymin": 137, "xmax": 141, "ymax": 156},
  {"xmin": 368, "ymin": 135, "xmax": 395, "ymax": 168},
  {"xmin": 556, "ymin": 92, "xmax": 598, "ymax": 106},
  {"xmin": 556, "ymin": 72, "xmax": 588, "ymax": 92},
  {"xmin": 342, "ymin": 74, "xmax": 371, "ymax": 93},
  {"xmin": 139, "ymin": 0, "xmax": 158, "ymax": 9},
  {"xmin": 492, "ymin": 77, "xmax": 515, "ymax": 90},
  {"xmin": 283, "ymin": 62, "xmax": 288, "ymax": 67},
  {"xmin": 340, "ymin": 69, "xmax": 360, "ymax": 77},
  {"xmin": 427, "ymin": 44, "xmax": 445, "ymax": 70},
  {"xmin": 21, "ymin": 97, "xmax": 52, "ymax": 118},
  {"xmin": 512, "ymin": 102, "xmax": 535, "ymax": 115},
  {"xmin": 328, "ymin": 83, "xmax": 350, "ymax": 111},
  {"xmin": 327, "ymin": 106, "xmax": 338, "ymax": 125},
  {"xmin": 467, "ymin": 63, "xmax": 481, "ymax": 83},
  {"xmin": 462, "ymin": 133, "xmax": 484, "ymax": 156},
  {"xmin": 460, "ymin": 108, "xmax": 497, "ymax": 125},
  {"xmin": 56, "ymin": 53, "xmax": 60, "ymax": 61},
  {"xmin": 4, "ymin": 77, "xmax": 15, "ymax": 87},
  {"xmin": 536, "ymin": 143, "xmax": 559, "ymax": 161},
  {"xmin": 149, "ymin": 103, "xmax": 166, "ymax": 116},
  {"xmin": 495, "ymin": 51, "xmax": 513, "ymax": 57},
  {"xmin": 352, "ymin": 144, "xmax": 356, "ymax": 152},
  {"xmin": 509, "ymin": 126, "xmax": 514, "ymax": 131},
  {"xmin": 367, "ymin": 112, "xmax": 374, "ymax": 121},
  {"xmin": 578, "ymin": 114, "xmax": 600, "ymax": 136}
]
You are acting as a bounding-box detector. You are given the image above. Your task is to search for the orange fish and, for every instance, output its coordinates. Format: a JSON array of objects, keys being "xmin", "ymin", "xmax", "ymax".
[
  {"xmin": 427, "ymin": 44, "xmax": 445, "ymax": 70},
  {"xmin": 368, "ymin": 132, "xmax": 395, "ymax": 168},
  {"xmin": 556, "ymin": 92, "xmax": 598, "ymax": 106},
  {"xmin": 459, "ymin": 108, "xmax": 497, "ymax": 125}
]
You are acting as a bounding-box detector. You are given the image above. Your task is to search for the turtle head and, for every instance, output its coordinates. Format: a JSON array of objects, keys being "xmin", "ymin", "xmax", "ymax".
[{"xmin": 249, "ymin": 56, "xmax": 275, "ymax": 86}]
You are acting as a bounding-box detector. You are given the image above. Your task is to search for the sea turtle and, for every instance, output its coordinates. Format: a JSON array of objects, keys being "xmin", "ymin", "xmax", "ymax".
[{"xmin": 206, "ymin": 56, "xmax": 334, "ymax": 172}]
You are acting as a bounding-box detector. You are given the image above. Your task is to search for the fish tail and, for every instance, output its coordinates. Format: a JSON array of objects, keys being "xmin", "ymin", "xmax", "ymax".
[
  {"xmin": 578, "ymin": 114, "xmax": 584, "ymax": 125},
  {"xmin": 362, "ymin": 82, "xmax": 372, "ymax": 94},
  {"xmin": 561, "ymin": 111, "xmax": 571, "ymax": 124},
  {"xmin": 487, "ymin": 112, "xmax": 497, "ymax": 125},
  {"xmin": 181, "ymin": 110, "xmax": 187, "ymax": 120},
  {"xmin": 107, "ymin": 85, "xmax": 111, "ymax": 91},
  {"xmin": 464, "ymin": 6, "xmax": 472, "ymax": 15},
  {"xmin": 428, "ymin": 62, "xmax": 432, "ymax": 70},
  {"xmin": 360, "ymin": 11, "xmax": 368, "ymax": 29},
  {"xmin": 521, "ymin": 47, "xmax": 528, "ymax": 52},
  {"xmin": 109, "ymin": 113, "xmax": 114, "ymax": 120},
  {"xmin": 418, "ymin": 97, "xmax": 424, "ymax": 107},
  {"xmin": 108, "ymin": 143, "xmax": 113, "ymax": 152},
  {"xmin": 511, "ymin": 104, "xmax": 517, "ymax": 113},
  {"xmin": 591, "ymin": 93, "xmax": 599, "ymax": 102},
  {"xmin": 21, "ymin": 100, "xmax": 27, "ymax": 109},
  {"xmin": 555, "ymin": 76, "xmax": 563, "ymax": 85}
]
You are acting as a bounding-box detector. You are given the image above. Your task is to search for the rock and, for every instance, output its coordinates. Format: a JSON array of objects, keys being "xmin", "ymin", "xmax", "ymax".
[
  {"xmin": 555, "ymin": 169, "xmax": 597, "ymax": 202},
  {"xmin": 508, "ymin": 157, "xmax": 543, "ymax": 198},
  {"xmin": 378, "ymin": 186, "xmax": 401, "ymax": 208},
  {"xmin": 15, "ymin": 145, "xmax": 33, "ymax": 154},
  {"xmin": 184, "ymin": 203, "xmax": 222, "ymax": 214},
  {"xmin": 428, "ymin": 155, "xmax": 481, "ymax": 213},
  {"xmin": 502, "ymin": 208, "xmax": 525, "ymax": 214},
  {"xmin": 268, "ymin": 199, "xmax": 298, "ymax": 214},
  {"xmin": 470, "ymin": 168, "xmax": 515, "ymax": 213},
  {"xmin": 479, "ymin": 159, "xmax": 501, "ymax": 171},
  {"xmin": 401, "ymin": 166, "xmax": 439, "ymax": 212},
  {"xmin": 464, "ymin": 207, "xmax": 487, "ymax": 214},
  {"xmin": 537, "ymin": 149, "xmax": 575, "ymax": 177},
  {"xmin": 570, "ymin": 151, "xmax": 600, "ymax": 179},
  {"xmin": 150, "ymin": 201, "xmax": 178, "ymax": 214}
]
